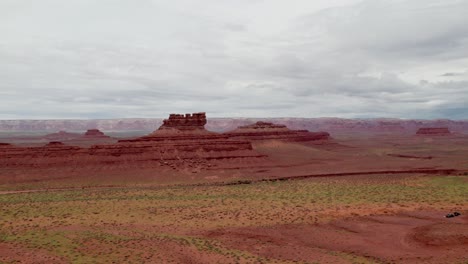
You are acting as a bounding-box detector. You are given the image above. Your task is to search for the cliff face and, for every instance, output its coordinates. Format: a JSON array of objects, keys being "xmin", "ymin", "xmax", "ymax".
[
  {"xmin": 159, "ymin": 113, "xmax": 207, "ymax": 131},
  {"xmin": 224, "ymin": 121, "xmax": 330, "ymax": 142}
]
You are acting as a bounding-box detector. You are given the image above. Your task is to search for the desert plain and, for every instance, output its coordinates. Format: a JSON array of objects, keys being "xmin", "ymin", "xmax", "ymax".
[{"xmin": 0, "ymin": 114, "xmax": 467, "ymax": 264}]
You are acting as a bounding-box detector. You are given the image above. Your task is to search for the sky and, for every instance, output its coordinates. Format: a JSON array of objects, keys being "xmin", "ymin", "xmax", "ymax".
[{"xmin": 0, "ymin": 0, "xmax": 467, "ymax": 120}]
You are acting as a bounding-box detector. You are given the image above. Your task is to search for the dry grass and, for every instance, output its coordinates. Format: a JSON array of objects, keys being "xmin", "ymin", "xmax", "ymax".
[{"xmin": 0, "ymin": 174, "xmax": 467, "ymax": 263}]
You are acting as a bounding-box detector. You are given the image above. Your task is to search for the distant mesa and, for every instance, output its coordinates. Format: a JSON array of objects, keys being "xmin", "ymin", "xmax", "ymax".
[
  {"xmin": 43, "ymin": 129, "xmax": 111, "ymax": 141},
  {"xmin": 416, "ymin": 127, "xmax": 451, "ymax": 136},
  {"xmin": 83, "ymin": 129, "xmax": 111, "ymax": 139},
  {"xmin": 224, "ymin": 121, "xmax": 330, "ymax": 142},
  {"xmin": 0, "ymin": 142, "xmax": 12, "ymax": 147},
  {"xmin": 239, "ymin": 121, "xmax": 288, "ymax": 130}
]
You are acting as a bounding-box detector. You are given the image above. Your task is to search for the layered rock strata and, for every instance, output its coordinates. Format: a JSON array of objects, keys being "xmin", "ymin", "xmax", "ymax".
[
  {"xmin": 0, "ymin": 113, "xmax": 265, "ymax": 169},
  {"xmin": 416, "ymin": 127, "xmax": 451, "ymax": 135},
  {"xmin": 224, "ymin": 121, "xmax": 330, "ymax": 142},
  {"xmin": 83, "ymin": 129, "xmax": 111, "ymax": 139}
]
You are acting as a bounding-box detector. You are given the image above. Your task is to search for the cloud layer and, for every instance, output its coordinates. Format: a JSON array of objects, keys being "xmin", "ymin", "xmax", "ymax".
[{"xmin": 1, "ymin": 0, "xmax": 467, "ymax": 119}]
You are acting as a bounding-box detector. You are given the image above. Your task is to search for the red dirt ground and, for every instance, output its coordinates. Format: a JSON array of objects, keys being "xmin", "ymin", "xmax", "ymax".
[{"xmin": 202, "ymin": 211, "xmax": 468, "ymax": 264}]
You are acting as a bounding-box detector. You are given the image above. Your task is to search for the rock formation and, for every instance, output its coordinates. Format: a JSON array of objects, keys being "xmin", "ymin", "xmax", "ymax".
[
  {"xmin": 114, "ymin": 112, "xmax": 264, "ymax": 161},
  {"xmin": 1, "ymin": 118, "xmax": 468, "ymax": 134},
  {"xmin": 416, "ymin": 127, "xmax": 451, "ymax": 135},
  {"xmin": 83, "ymin": 129, "xmax": 110, "ymax": 138},
  {"xmin": 224, "ymin": 121, "xmax": 330, "ymax": 142},
  {"xmin": 0, "ymin": 113, "xmax": 266, "ymax": 170},
  {"xmin": 45, "ymin": 141, "xmax": 65, "ymax": 146},
  {"xmin": 159, "ymin": 113, "xmax": 207, "ymax": 131}
]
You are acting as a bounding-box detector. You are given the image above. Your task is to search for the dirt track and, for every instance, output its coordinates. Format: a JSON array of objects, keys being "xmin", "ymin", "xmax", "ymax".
[{"xmin": 0, "ymin": 168, "xmax": 460, "ymax": 195}]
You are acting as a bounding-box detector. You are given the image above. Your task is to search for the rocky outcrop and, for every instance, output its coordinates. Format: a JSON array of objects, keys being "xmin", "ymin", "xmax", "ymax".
[
  {"xmin": 416, "ymin": 127, "xmax": 451, "ymax": 135},
  {"xmin": 83, "ymin": 129, "xmax": 110, "ymax": 138},
  {"xmin": 0, "ymin": 113, "xmax": 266, "ymax": 170},
  {"xmin": 114, "ymin": 112, "xmax": 264, "ymax": 161},
  {"xmin": 159, "ymin": 113, "xmax": 207, "ymax": 131},
  {"xmin": 45, "ymin": 141, "xmax": 65, "ymax": 146},
  {"xmin": 224, "ymin": 121, "xmax": 330, "ymax": 142}
]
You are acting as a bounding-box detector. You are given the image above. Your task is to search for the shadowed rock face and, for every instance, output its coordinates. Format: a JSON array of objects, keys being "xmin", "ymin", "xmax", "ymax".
[
  {"xmin": 46, "ymin": 141, "xmax": 65, "ymax": 146},
  {"xmin": 83, "ymin": 129, "xmax": 110, "ymax": 138},
  {"xmin": 416, "ymin": 127, "xmax": 451, "ymax": 135},
  {"xmin": 225, "ymin": 121, "xmax": 330, "ymax": 142}
]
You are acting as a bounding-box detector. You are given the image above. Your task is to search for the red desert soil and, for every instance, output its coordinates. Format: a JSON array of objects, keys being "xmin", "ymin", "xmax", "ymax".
[
  {"xmin": 203, "ymin": 211, "xmax": 468, "ymax": 264},
  {"xmin": 0, "ymin": 243, "xmax": 67, "ymax": 264}
]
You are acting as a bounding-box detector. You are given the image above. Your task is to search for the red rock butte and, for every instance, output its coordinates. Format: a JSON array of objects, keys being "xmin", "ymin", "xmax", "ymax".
[
  {"xmin": 114, "ymin": 112, "xmax": 265, "ymax": 163},
  {"xmin": 224, "ymin": 121, "xmax": 330, "ymax": 142},
  {"xmin": 83, "ymin": 129, "xmax": 110, "ymax": 138},
  {"xmin": 0, "ymin": 112, "xmax": 266, "ymax": 170},
  {"xmin": 416, "ymin": 127, "xmax": 451, "ymax": 135},
  {"xmin": 160, "ymin": 112, "xmax": 207, "ymax": 131}
]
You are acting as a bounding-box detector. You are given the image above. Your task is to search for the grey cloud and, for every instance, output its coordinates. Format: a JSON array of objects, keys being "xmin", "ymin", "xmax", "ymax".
[
  {"xmin": 298, "ymin": 0, "xmax": 468, "ymax": 59},
  {"xmin": 440, "ymin": 71, "xmax": 467, "ymax": 77},
  {"xmin": 0, "ymin": 0, "xmax": 467, "ymax": 119}
]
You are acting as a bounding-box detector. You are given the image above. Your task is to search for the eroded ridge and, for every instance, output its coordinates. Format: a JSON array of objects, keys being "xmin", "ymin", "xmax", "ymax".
[
  {"xmin": 416, "ymin": 127, "xmax": 451, "ymax": 135},
  {"xmin": 224, "ymin": 121, "xmax": 330, "ymax": 142}
]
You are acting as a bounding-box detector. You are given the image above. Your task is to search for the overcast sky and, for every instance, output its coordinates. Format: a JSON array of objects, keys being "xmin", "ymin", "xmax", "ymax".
[{"xmin": 1, "ymin": 0, "xmax": 467, "ymax": 119}]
